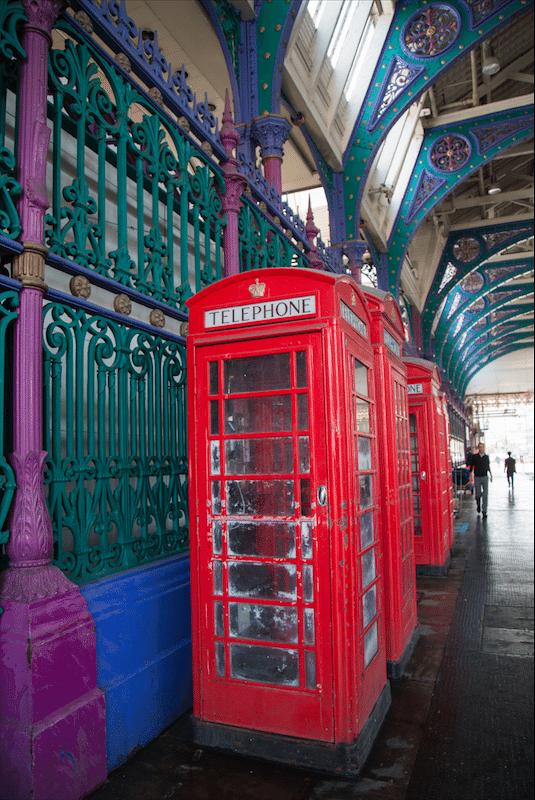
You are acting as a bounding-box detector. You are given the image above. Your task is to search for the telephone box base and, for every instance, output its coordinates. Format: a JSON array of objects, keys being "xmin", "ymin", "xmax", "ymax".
[
  {"xmin": 191, "ymin": 684, "xmax": 391, "ymax": 777},
  {"xmin": 416, "ymin": 551, "xmax": 452, "ymax": 577},
  {"xmin": 387, "ymin": 624, "xmax": 420, "ymax": 681}
]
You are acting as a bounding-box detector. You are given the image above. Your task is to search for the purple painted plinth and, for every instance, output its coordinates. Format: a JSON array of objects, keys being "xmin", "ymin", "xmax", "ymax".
[{"xmin": 0, "ymin": 582, "xmax": 107, "ymax": 800}]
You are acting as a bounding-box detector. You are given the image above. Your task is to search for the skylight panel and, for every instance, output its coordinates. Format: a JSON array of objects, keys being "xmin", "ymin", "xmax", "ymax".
[{"xmin": 328, "ymin": 1, "xmax": 360, "ymax": 68}]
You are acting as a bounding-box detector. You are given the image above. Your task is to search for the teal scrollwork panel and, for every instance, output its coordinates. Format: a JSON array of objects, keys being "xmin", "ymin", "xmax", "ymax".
[
  {"xmin": 0, "ymin": 288, "xmax": 18, "ymax": 561},
  {"xmin": 45, "ymin": 25, "xmax": 226, "ymax": 311},
  {"xmin": 43, "ymin": 301, "xmax": 188, "ymax": 582},
  {"xmin": 238, "ymin": 201, "xmax": 308, "ymax": 273}
]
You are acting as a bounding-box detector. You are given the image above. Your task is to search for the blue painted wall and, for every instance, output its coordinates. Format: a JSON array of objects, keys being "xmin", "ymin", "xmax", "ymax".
[{"xmin": 80, "ymin": 554, "xmax": 192, "ymax": 771}]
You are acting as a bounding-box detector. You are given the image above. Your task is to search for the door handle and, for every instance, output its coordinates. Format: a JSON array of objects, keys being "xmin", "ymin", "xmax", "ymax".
[
  {"xmin": 421, "ymin": 471, "xmax": 427, "ymax": 480},
  {"xmin": 317, "ymin": 486, "xmax": 327, "ymax": 506}
]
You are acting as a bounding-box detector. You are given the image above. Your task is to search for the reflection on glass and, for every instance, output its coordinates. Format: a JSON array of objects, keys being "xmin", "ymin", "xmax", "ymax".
[
  {"xmin": 361, "ymin": 549, "xmax": 376, "ymax": 589},
  {"xmin": 229, "ymin": 603, "xmax": 298, "ymax": 643},
  {"xmin": 359, "ymin": 475, "xmax": 373, "ymax": 509},
  {"xmin": 301, "ymin": 521, "xmax": 313, "ymax": 559},
  {"xmin": 412, "ymin": 495, "xmax": 421, "ymax": 515},
  {"xmin": 228, "ymin": 521, "xmax": 296, "ymax": 558},
  {"xmin": 299, "ymin": 437, "xmax": 310, "ymax": 473},
  {"xmin": 354, "ymin": 359, "xmax": 368, "ymax": 396},
  {"xmin": 211, "ymin": 441, "xmax": 220, "ymax": 474},
  {"xmin": 300, "ymin": 479, "xmax": 311, "ymax": 516},
  {"xmin": 304, "ymin": 608, "xmax": 315, "ymax": 645},
  {"xmin": 360, "ymin": 512, "xmax": 374, "ymax": 550},
  {"xmin": 358, "ymin": 437, "xmax": 372, "ymax": 470},
  {"xmin": 214, "ymin": 601, "xmax": 224, "ymax": 636},
  {"xmin": 225, "ymin": 438, "xmax": 293, "ymax": 475},
  {"xmin": 226, "ymin": 480, "xmax": 294, "ymax": 516},
  {"xmin": 355, "ymin": 400, "xmax": 370, "ymax": 433},
  {"xmin": 296, "ymin": 351, "xmax": 308, "ymax": 388},
  {"xmin": 230, "ymin": 643, "xmax": 299, "ymax": 686},
  {"xmin": 213, "ymin": 560, "xmax": 223, "ymax": 595},
  {"xmin": 409, "ymin": 414, "xmax": 417, "ymax": 433},
  {"xmin": 215, "ymin": 641, "xmax": 225, "ymax": 677},
  {"xmin": 225, "ymin": 354, "xmax": 291, "ymax": 394},
  {"xmin": 210, "ymin": 400, "xmax": 219, "ymax": 435},
  {"xmin": 303, "ymin": 565, "xmax": 314, "ymax": 602},
  {"xmin": 297, "ymin": 394, "xmax": 309, "ymax": 430},
  {"xmin": 225, "ymin": 396, "xmax": 292, "ymax": 434},
  {"xmin": 362, "ymin": 585, "xmax": 377, "ymax": 628},
  {"xmin": 212, "ymin": 481, "xmax": 221, "ymax": 514},
  {"xmin": 212, "ymin": 521, "xmax": 222, "ymax": 555},
  {"xmin": 364, "ymin": 621, "xmax": 378, "ymax": 668},
  {"xmin": 228, "ymin": 561, "xmax": 297, "ymax": 600},
  {"xmin": 305, "ymin": 650, "xmax": 316, "ymax": 689},
  {"xmin": 209, "ymin": 361, "xmax": 218, "ymax": 395},
  {"xmin": 414, "ymin": 518, "xmax": 422, "ymax": 536}
]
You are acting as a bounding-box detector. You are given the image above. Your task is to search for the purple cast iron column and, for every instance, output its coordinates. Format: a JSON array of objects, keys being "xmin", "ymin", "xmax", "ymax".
[
  {"xmin": 219, "ymin": 90, "xmax": 248, "ymax": 277},
  {"xmin": 0, "ymin": 3, "xmax": 107, "ymax": 799},
  {"xmin": 344, "ymin": 241, "xmax": 369, "ymax": 284},
  {"xmin": 251, "ymin": 113, "xmax": 292, "ymax": 195}
]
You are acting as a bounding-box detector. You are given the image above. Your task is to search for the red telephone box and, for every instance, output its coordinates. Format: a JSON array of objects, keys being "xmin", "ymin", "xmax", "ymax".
[
  {"xmin": 361, "ymin": 288, "xmax": 418, "ymax": 679},
  {"xmin": 404, "ymin": 358, "xmax": 452, "ymax": 574},
  {"xmin": 439, "ymin": 393, "xmax": 455, "ymax": 548},
  {"xmin": 187, "ymin": 268, "xmax": 390, "ymax": 774}
]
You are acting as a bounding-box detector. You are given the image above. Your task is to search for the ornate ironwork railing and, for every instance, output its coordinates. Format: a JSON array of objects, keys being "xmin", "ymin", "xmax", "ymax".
[
  {"xmin": 0, "ymin": 1, "xmax": 24, "ymax": 242},
  {"xmin": 238, "ymin": 197, "xmax": 308, "ymax": 272},
  {"xmin": 0, "ymin": 279, "xmax": 19, "ymax": 566},
  {"xmin": 45, "ymin": 20, "xmax": 226, "ymax": 312},
  {"xmin": 43, "ymin": 295, "xmax": 188, "ymax": 582}
]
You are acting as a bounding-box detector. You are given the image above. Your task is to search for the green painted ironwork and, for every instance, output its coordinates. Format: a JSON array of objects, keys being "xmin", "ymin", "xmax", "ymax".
[
  {"xmin": 0, "ymin": 287, "xmax": 18, "ymax": 560},
  {"xmin": 45, "ymin": 24, "xmax": 226, "ymax": 312},
  {"xmin": 212, "ymin": 0, "xmax": 241, "ymax": 84},
  {"xmin": 238, "ymin": 198, "xmax": 308, "ymax": 272},
  {"xmin": 0, "ymin": 2, "xmax": 24, "ymax": 241},
  {"xmin": 43, "ymin": 301, "xmax": 188, "ymax": 582}
]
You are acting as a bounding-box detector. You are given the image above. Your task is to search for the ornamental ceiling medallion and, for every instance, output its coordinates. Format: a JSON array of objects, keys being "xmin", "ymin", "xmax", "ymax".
[
  {"xmin": 466, "ymin": 296, "xmax": 486, "ymax": 314},
  {"xmin": 452, "ymin": 236, "xmax": 481, "ymax": 264},
  {"xmin": 401, "ymin": 4, "xmax": 461, "ymax": 60},
  {"xmin": 460, "ymin": 271, "xmax": 485, "ymax": 294},
  {"xmin": 429, "ymin": 133, "xmax": 472, "ymax": 172}
]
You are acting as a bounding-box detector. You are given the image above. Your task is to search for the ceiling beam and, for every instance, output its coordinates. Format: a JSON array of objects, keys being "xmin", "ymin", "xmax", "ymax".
[
  {"xmin": 422, "ymin": 93, "xmax": 534, "ymax": 129},
  {"xmin": 451, "ymin": 187, "xmax": 534, "ymax": 210},
  {"xmin": 448, "ymin": 213, "xmax": 534, "ymax": 231}
]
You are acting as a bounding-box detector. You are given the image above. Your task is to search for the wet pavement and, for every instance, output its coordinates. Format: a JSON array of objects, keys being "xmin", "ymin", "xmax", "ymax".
[{"xmin": 88, "ymin": 470, "xmax": 534, "ymax": 800}]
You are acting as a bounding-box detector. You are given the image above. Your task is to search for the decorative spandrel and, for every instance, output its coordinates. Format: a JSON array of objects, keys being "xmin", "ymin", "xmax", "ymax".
[
  {"xmin": 429, "ymin": 134, "xmax": 472, "ymax": 173},
  {"xmin": 401, "ymin": 4, "xmax": 461, "ymax": 59}
]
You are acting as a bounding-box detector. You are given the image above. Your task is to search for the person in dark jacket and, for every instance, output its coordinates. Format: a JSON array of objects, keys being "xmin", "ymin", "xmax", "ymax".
[
  {"xmin": 469, "ymin": 441, "xmax": 492, "ymax": 518},
  {"xmin": 504, "ymin": 451, "xmax": 516, "ymax": 489}
]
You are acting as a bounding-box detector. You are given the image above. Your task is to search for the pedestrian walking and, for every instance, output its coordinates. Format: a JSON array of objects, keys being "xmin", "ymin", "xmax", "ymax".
[
  {"xmin": 469, "ymin": 442, "xmax": 492, "ymax": 518},
  {"xmin": 504, "ymin": 451, "xmax": 516, "ymax": 490}
]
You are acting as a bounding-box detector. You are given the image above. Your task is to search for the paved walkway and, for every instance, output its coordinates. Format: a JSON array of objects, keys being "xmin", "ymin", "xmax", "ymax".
[{"xmin": 88, "ymin": 470, "xmax": 534, "ymax": 800}]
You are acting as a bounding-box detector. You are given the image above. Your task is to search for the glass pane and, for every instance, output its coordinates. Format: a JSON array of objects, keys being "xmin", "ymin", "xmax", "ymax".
[
  {"xmin": 364, "ymin": 621, "xmax": 379, "ymax": 668},
  {"xmin": 412, "ymin": 476, "xmax": 420, "ymax": 494},
  {"xmin": 362, "ymin": 585, "xmax": 377, "ymax": 628},
  {"xmin": 304, "ymin": 608, "xmax": 315, "ymax": 645},
  {"xmin": 225, "ymin": 354, "xmax": 291, "ymax": 393},
  {"xmin": 225, "ymin": 396, "xmax": 292, "ymax": 434},
  {"xmin": 358, "ymin": 436, "xmax": 372, "ymax": 470},
  {"xmin": 301, "ymin": 521, "xmax": 313, "ymax": 559},
  {"xmin": 297, "ymin": 394, "xmax": 309, "ymax": 430},
  {"xmin": 228, "ymin": 562, "xmax": 297, "ymax": 600},
  {"xmin": 226, "ymin": 479, "xmax": 294, "ymax": 516},
  {"xmin": 225, "ymin": 438, "xmax": 293, "ymax": 475},
  {"xmin": 409, "ymin": 414, "xmax": 417, "ymax": 433},
  {"xmin": 212, "ymin": 481, "xmax": 221, "ymax": 514},
  {"xmin": 210, "ymin": 400, "xmax": 219, "ymax": 435},
  {"xmin": 359, "ymin": 475, "xmax": 373, "ymax": 509},
  {"xmin": 230, "ymin": 643, "xmax": 299, "ymax": 686},
  {"xmin": 296, "ymin": 351, "xmax": 308, "ymax": 387},
  {"xmin": 212, "ymin": 521, "xmax": 222, "ymax": 555},
  {"xmin": 361, "ymin": 549, "xmax": 376, "ymax": 589},
  {"xmin": 303, "ymin": 565, "xmax": 314, "ymax": 602},
  {"xmin": 411, "ymin": 453, "xmax": 419, "ymax": 472},
  {"xmin": 414, "ymin": 517, "xmax": 422, "ymax": 536},
  {"xmin": 354, "ymin": 359, "xmax": 368, "ymax": 396},
  {"xmin": 305, "ymin": 650, "xmax": 316, "ymax": 689},
  {"xmin": 300, "ymin": 479, "xmax": 311, "ymax": 516},
  {"xmin": 229, "ymin": 603, "xmax": 298, "ymax": 643},
  {"xmin": 410, "ymin": 433, "xmax": 418, "ymax": 454},
  {"xmin": 355, "ymin": 400, "xmax": 370, "ymax": 433},
  {"xmin": 213, "ymin": 560, "xmax": 223, "ymax": 595},
  {"xmin": 360, "ymin": 512, "xmax": 374, "ymax": 550},
  {"xmin": 413, "ymin": 495, "xmax": 421, "ymax": 515},
  {"xmin": 211, "ymin": 441, "xmax": 220, "ymax": 474},
  {"xmin": 299, "ymin": 437, "xmax": 310, "ymax": 473},
  {"xmin": 209, "ymin": 361, "xmax": 219, "ymax": 395},
  {"xmin": 228, "ymin": 521, "xmax": 296, "ymax": 558},
  {"xmin": 215, "ymin": 641, "xmax": 225, "ymax": 677},
  {"xmin": 214, "ymin": 601, "xmax": 224, "ymax": 636}
]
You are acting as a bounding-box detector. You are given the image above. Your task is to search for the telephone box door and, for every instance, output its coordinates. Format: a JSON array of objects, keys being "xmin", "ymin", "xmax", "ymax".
[
  {"xmin": 193, "ymin": 333, "xmax": 334, "ymax": 742},
  {"xmin": 409, "ymin": 406, "xmax": 431, "ymax": 564}
]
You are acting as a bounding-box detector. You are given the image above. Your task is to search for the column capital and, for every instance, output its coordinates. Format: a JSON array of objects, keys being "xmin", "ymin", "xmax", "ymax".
[
  {"xmin": 22, "ymin": 0, "xmax": 65, "ymax": 40},
  {"xmin": 251, "ymin": 113, "xmax": 292, "ymax": 160},
  {"xmin": 11, "ymin": 241, "xmax": 49, "ymax": 289}
]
